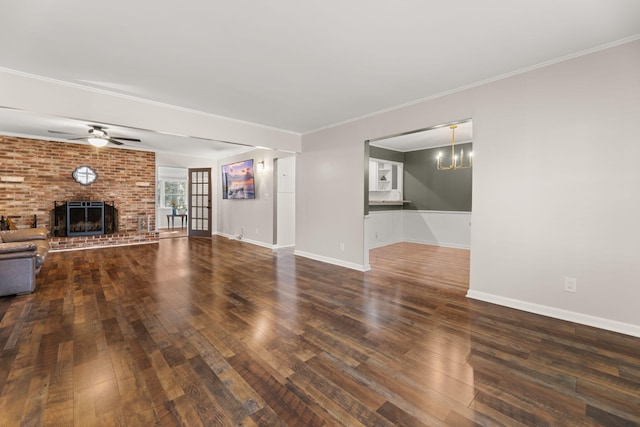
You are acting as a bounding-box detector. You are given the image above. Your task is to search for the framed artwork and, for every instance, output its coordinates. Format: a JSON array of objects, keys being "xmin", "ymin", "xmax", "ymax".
[{"xmin": 221, "ymin": 159, "xmax": 255, "ymax": 199}]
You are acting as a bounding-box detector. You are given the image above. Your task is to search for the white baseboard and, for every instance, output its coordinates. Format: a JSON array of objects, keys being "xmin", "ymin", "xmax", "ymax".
[
  {"xmin": 219, "ymin": 233, "xmax": 274, "ymax": 249},
  {"xmin": 403, "ymin": 238, "xmax": 470, "ymax": 250},
  {"xmin": 294, "ymin": 250, "xmax": 368, "ymax": 272},
  {"xmin": 466, "ymin": 290, "xmax": 640, "ymax": 338},
  {"xmin": 369, "ymin": 238, "xmax": 469, "ymax": 250},
  {"xmin": 273, "ymin": 243, "xmax": 295, "ymax": 249},
  {"xmin": 368, "ymin": 238, "xmax": 402, "ymax": 249}
]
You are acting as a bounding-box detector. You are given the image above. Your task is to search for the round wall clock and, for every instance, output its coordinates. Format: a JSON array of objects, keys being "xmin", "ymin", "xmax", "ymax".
[{"xmin": 72, "ymin": 165, "xmax": 98, "ymax": 185}]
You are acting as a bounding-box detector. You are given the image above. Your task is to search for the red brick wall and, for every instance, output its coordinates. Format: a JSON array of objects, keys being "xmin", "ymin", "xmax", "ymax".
[
  {"xmin": 48, "ymin": 231, "xmax": 160, "ymax": 251},
  {"xmin": 0, "ymin": 135, "xmax": 156, "ymax": 232}
]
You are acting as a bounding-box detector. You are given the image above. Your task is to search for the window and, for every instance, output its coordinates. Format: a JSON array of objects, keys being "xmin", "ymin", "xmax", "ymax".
[
  {"xmin": 162, "ymin": 180, "xmax": 187, "ymax": 208},
  {"xmin": 72, "ymin": 165, "xmax": 98, "ymax": 186}
]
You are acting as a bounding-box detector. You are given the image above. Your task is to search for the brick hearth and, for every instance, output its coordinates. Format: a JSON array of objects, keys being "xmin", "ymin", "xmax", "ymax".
[{"xmin": 49, "ymin": 231, "xmax": 159, "ymax": 251}]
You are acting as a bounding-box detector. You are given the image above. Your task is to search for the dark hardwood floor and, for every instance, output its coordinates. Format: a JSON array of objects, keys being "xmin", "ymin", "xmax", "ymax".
[
  {"xmin": 1, "ymin": 238, "xmax": 638, "ymax": 426},
  {"xmin": 159, "ymin": 228, "xmax": 188, "ymax": 239}
]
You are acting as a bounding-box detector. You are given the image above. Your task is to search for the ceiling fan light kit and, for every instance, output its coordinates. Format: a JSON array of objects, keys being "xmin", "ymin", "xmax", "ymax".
[
  {"xmin": 48, "ymin": 125, "xmax": 141, "ymax": 147},
  {"xmin": 88, "ymin": 137, "xmax": 109, "ymax": 147}
]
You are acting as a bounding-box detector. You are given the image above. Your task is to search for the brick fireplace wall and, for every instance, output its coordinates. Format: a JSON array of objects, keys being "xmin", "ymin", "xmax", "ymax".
[{"xmin": 0, "ymin": 135, "xmax": 156, "ymax": 235}]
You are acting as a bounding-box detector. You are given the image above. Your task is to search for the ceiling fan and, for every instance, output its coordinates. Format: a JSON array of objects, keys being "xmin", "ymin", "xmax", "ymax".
[{"xmin": 48, "ymin": 125, "xmax": 141, "ymax": 147}]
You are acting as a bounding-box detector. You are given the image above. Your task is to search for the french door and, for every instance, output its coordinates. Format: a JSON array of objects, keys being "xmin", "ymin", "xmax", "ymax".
[{"xmin": 188, "ymin": 168, "xmax": 212, "ymax": 237}]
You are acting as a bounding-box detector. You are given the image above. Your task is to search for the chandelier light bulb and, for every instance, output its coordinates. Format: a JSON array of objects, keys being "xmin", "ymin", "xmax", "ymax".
[{"xmin": 436, "ymin": 124, "xmax": 472, "ymax": 171}]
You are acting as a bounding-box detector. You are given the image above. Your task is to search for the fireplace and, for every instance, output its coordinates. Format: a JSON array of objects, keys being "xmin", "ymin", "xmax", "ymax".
[
  {"xmin": 52, "ymin": 201, "xmax": 117, "ymax": 237},
  {"xmin": 67, "ymin": 201, "xmax": 104, "ymax": 236}
]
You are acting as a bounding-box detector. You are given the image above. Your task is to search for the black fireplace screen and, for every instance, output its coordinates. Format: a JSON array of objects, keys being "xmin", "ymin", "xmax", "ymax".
[
  {"xmin": 52, "ymin": 201, "xmax": 117, "ymax": 237},
  {"xmin": 67, "ymin": 201, "xmax": 103, "ymax": 236}
]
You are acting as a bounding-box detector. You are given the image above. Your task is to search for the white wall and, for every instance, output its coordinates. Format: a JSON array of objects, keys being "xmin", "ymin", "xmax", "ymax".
[
  {"xmin": 276, "ymin": 156, "xmax": 296, "ymax": 247},
  {"xmin": 217, "ymin": 149, "xmax": 294, "ymax": 248},
  {"xmin": 297, "ymin": 125, "xmax": 369, "ymax": 271},
  {"xmin": 367, "ymin": 211, "xmax": 403, "ymax": 249},
  {"xmin": 299, "ymin": 39, "xmax": 640, "ymax": 336},
  {"xmin": 368, "ymin": 210, "xmax": 471, "ymax": 249},
  {"xmin": 468, "ymin": 40, "xmax": 640, "ymax": 335},
  {"xmin": 403, "ymin": 211, "xmax": 471, "ymax": 249},
  {"xmin": 0, "ymin": 69, "xmax": 301, "ymax": 153}
]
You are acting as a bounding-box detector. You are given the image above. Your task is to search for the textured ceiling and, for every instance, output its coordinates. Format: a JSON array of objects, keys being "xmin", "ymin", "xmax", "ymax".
[
  {"xmin": 0, "ymin": 0, "xmax": 640, "ymax": 162},
  {"xmin": 371, "ymin": 120, "xmax": 473, "ymax": 152},
  {"xmin": 0, "ymin": 1, "xmax": 639, "ymax": 146},
  {"xmin": 0, "ymin": 108, "xmax": 253, "ymax": 159}
]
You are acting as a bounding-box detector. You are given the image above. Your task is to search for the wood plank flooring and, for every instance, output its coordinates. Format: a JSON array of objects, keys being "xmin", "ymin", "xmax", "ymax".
[
  {"xmin": 158, "ymin": 228, "xmax": 188, "ymax": 239},
  {"xmin": 1, "ymin": 237, "xmax": 639, "ymax": 426}
]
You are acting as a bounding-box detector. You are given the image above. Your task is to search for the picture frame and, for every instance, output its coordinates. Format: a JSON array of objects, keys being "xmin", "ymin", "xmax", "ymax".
[{"xmin": 221, "ymin": 159, "xmax": 255, "ymax": 199}]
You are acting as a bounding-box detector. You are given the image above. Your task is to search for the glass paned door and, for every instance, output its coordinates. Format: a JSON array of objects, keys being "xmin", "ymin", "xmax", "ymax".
[{"xmin": 188, "ymin": 168, "xmax": 212, "ymax": 237}]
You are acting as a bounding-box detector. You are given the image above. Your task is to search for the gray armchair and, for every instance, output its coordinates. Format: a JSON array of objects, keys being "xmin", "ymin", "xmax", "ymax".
[{"xmin": 0, "ymin": 228, "xmax": 50, "ymax": 296}]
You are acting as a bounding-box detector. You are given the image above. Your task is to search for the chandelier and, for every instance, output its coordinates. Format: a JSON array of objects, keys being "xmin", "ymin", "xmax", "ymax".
[{"xmin": 437, "ymin": 125, "xmax": 472, "ymax": 170}]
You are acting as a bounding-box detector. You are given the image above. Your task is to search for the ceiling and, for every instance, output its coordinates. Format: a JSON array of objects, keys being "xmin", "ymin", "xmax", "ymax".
[
  {"xmin": 1, "ymin": 1, "xmax": 639, "ymax": 153},
  {"xmin": 371, "ymin": 120, "xmax": 472, "ymax": 152},
  {"xmin": 0, "ymin": 107, "xmax": 252, "ymax": 158}
]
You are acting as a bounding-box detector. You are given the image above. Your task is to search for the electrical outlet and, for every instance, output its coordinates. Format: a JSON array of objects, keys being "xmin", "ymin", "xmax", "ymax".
[
  {"xmin": 339, "ymin": 242, "xmax": 345, "ymax": 252},
  {"xmin": 564, "ymin": 277, "xmax": 577, "ymax": 293}
]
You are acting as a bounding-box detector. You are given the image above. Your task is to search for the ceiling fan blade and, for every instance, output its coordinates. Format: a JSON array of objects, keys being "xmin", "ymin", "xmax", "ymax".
[
  {"xmin": 111, "ymin": 137, "xmax": 141, "ymax": 142},
  {"xmin": 49, "ymin": 126, "xmax": 133, "ymax": 146}
]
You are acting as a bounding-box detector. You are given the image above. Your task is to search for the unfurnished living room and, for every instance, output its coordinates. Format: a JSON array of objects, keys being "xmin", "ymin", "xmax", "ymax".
[{"xmin": 1, "ymin": 2, "xmax": 639, "ymax": 426}]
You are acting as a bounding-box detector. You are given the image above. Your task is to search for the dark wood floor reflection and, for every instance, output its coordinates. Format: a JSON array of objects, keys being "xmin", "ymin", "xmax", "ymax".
[
  {"xmin": 159, "ymin": 227, "xmax": 188, "ymax": 239},
  {"xmin": 1, "ymin": 238, "xmax": 638, "ymax": 426}
]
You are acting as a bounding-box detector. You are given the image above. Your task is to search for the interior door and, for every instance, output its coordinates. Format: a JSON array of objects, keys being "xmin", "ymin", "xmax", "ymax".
[{"xmin": 188, "ymin": 168, "xmax": 212, "ymax": 237}]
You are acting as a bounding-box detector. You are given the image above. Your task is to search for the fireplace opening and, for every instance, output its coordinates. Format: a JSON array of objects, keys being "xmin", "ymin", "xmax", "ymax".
[
  {"xmin": 51, "ymin": 201, "xmax": 117, "ymax": 237},
  {"xmin": 67, "ymin": 201, "xmax": 104, "ymax": 236}
]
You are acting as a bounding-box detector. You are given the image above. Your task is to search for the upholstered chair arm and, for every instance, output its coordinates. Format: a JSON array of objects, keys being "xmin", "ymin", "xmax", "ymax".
[
  {"xmin": 0, "ymin": 228, "xmax": 49, "ymax": 242},
  {"xmin": 0, "ymin": 242, "xmax": 38, "ymax": 260}
]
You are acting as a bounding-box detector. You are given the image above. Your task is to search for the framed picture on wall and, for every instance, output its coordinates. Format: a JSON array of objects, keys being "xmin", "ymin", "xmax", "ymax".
[{"xmin": 221, "ymin": 159, "xmax": 255, "ymax": 199}]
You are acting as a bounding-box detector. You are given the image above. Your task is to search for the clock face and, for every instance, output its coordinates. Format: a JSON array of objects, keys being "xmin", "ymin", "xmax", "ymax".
[{"xmin": 72, "ymin": 165, "xmax": 98, "ymax": 186}]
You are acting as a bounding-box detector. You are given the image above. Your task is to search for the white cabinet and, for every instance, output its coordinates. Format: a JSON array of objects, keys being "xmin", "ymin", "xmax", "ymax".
[{"xmin": 369, "ymin": 158, "xmax": 403, "ymax": 204}]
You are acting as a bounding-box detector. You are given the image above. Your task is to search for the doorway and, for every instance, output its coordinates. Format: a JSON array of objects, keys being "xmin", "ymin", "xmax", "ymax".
[
  {"xmin": 188, "ymin": 168, "xmax": 212, "ymax": 237},
  {"xmin": 364, "ymin": 119, "xmax": 473, "ymax": 269},
  {"xmin": 157, "ymin": 166, "xmax": 189, "ymax": 239}
]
